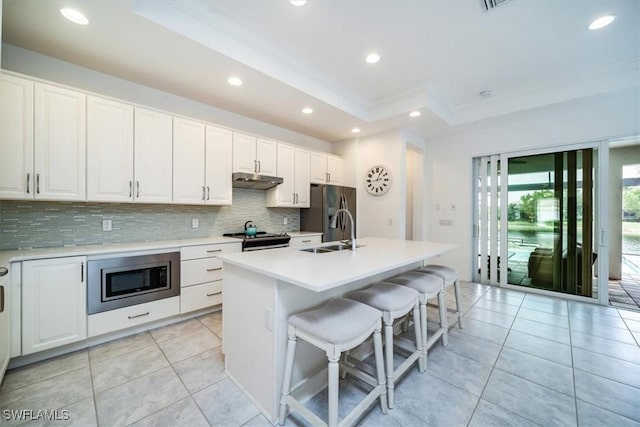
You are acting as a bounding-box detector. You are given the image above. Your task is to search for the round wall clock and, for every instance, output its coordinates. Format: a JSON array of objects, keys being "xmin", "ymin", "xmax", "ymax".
[{"xmin": 365, "ymin": 165, "xmax": 392, "ymax": 196}]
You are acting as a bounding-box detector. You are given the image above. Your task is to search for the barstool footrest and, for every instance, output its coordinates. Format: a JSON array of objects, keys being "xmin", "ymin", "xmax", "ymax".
[
  {"xmin": 286, "ymin": 396, "xmax": 326, "ymax": 427},
  {"xmin": 425, "ymin": 329, "xmax": 445, "ymax": 349},
  {"xmin": 340, "ymin": 363, "xmax": 378, "ymax": 388},
  {"xmin": 339, "ymin": 384, "xmax": 387, "ymax": 427}
]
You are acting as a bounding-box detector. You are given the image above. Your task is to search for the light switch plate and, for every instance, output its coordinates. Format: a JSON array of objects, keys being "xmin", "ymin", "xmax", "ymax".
[
  {"xmin": 191, "ymin": 218, "xmax": 199, "ymax": 228},
  {"xmin": 102, "ymin": 219, "xmax": 112, "ymax": 232}
]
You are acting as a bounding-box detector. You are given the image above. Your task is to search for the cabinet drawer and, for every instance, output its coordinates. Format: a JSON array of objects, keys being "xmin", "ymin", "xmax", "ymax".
[
  {"xmin": 180, "ymin": 281, "xmax": 222, "ymax": 314},
  {"xmin": 88, "ymin": 296, "xmax": 179, "ymax": 337},
  {"xmin": 289, "ymin": 235, "xmax": 322, "ymax": 248},
  {"xmin": 180, "ymin": 242, "xmax": 241, "ymax": 261},
  {"xmin": 181, "ymin": 258, "xmax": 223, "ymax": 286}
]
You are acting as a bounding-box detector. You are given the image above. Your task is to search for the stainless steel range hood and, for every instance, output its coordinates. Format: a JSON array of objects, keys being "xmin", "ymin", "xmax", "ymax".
[{"xmin": 232, "ymin": 172, "xmax": 283, "ymax": 190}]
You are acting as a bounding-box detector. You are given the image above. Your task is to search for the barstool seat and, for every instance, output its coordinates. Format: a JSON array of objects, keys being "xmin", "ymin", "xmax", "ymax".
[
  {"xmin": 418, "ymin": 264, "xmax": 462, "ymax": 328},
  {"xmin": 279, "ymin": 298, "xmax": 388, "ymax": 427},
  {"xmin": 385, "ymin": 271, "xmax": 448, "ymax": 355},
  {"xmin": 346, "ymin": 282, "xmax": 424, "ymax": 409}
]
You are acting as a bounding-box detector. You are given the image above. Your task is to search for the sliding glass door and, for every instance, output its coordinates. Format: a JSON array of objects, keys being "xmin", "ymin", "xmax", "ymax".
[{"xmin": 474, "ymin": 142, "xmax": 608, "ymax": 302}]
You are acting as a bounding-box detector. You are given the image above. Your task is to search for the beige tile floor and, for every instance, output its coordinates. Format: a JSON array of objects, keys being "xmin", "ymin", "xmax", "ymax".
[{"xmin": 1, "ymin": 283, "xmax": 639, "ymax": 426}]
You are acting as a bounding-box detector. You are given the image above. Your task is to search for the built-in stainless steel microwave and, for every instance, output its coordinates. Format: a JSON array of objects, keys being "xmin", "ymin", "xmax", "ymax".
[{"xmin": 87, "ymin": 252, "xmax": 180, "ymax": 314}]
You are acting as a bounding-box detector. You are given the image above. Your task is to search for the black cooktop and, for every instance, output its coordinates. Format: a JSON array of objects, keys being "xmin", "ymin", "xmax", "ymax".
[{"xmin": 223, "ymin": 231, "xmax": 289, "ymax": 240}]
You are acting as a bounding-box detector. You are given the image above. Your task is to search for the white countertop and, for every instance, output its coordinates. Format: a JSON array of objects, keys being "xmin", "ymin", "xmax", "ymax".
[
  {"xmin": 219, "ymin": 237, "xmax": 456, "ymax": 292},
  {"xmin": 0, "ymin": 236, "xmax": 241, "ymax": 268}
]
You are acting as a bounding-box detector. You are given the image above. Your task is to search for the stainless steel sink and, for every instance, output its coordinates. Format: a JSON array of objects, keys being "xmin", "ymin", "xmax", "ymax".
[{"xmin": 299, "ymin": 244, "xmax": 363, "ymax": 253}]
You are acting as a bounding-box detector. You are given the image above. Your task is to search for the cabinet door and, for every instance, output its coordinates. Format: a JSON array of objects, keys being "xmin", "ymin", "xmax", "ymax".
[
  {"xmin": 205, "ymin": 125, "xmax": 233, "ymax": 205},
  {"xmin": 34, "ymin": 83, "xmax": 86, "ymax": 200},
  {"xmin": 256, "ymin": 138, "xmax": 277, "ymax": 176},
  {"xmin": 134, "ymin": 108, "xmax": 173, "ymax": 203},
  {"xmin": 274, "ymin": 144, "xmax": 295, "ymax": 206},
  {"xmin": 310, "ymin": 152, "xmax": 328, "ymax": 184},
  {"xmin": 22, "ymin": 257, "xmax": 87, "ymax": 355},
  {"xmin": 0, "ymin": 274, "xmax": 9, "ymax": 383},
  {"xmin": 0, "ymin": 74, "xmax": 34, "ymax": 199},
  {"xmin": 294, "ymin": 148, "xmax": 310, "ymax": 207},
  {"xmin": 232, "ymin": 132, "xmax": 257, "ymax": 174},
  {"xmin": 87, "ymin": 96, "xmax": 134, "ymax": 202},
  {"xmin": 327, "ymin": 155, "xmax": 343, "ymax": 185},
  {"xmin": 173, "ymin": 118, "xmax": 206, "ymax": 204}
]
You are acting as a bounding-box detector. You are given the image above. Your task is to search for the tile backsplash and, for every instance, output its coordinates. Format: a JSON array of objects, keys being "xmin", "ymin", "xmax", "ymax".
[{"xmin": 0, "ymin": 189, "xmax": 300, "ymax": 250}]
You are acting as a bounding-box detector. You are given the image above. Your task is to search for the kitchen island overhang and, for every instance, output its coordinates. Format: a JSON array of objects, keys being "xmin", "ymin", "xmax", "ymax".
[{"xmin": 219, "ymin": 238, "xmax": 456, "ymax": 422}]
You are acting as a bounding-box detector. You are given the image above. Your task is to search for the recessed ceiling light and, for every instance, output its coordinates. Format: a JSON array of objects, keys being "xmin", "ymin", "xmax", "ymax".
[
  {"xmin": 351, "ymin": 128, "xmax": 361, "ymax": 134},
  {"xmin": 228, "ymin": 76, "xmax": 243, "ymax": 86},
  {"xmin": 409, "ymin": 111, "xmax": 421, "ymax": 118},
  {"xmin": 479, "ymin": 90, "xmax": 492, "ymax": 98},
  {"xmin": 60, "ymin": 8, "xmax": 89, "ymax": 25},
  {"xmin": 290, "ymin": 0, "xmax": 307, "ymax": 6},
  {"xmin": 589, "ymin": 15, "xmax": 616, "ymax": 30},
  {"xmin": 366, "ymin": 53, "xmax": 380, "ymax": 64},
  {"xmin": 302, "ymin": 107, "xmax": 313, "ymax": 114}
]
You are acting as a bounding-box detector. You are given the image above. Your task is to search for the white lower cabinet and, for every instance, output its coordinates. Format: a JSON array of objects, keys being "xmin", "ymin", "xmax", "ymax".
[
  {"xmin": 180, "ymin": 242, "xmax": 241, "ymax": 314},
  {"xmin": 88, "ymin": 296, "xmax": 180, "ymax": 338},
  {"xmin": 0, "ymin": 272, "xmax": 10, "ymax": 383},
  {"xmin": 21, "ymin": 257, "xmax": 87, "ymax": 355}
]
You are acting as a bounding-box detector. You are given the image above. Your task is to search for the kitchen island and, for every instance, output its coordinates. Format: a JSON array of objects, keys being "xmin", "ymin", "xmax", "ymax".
[{"xmin": 219, "ymin": 237, "xmax": 456, "ymax": 422}]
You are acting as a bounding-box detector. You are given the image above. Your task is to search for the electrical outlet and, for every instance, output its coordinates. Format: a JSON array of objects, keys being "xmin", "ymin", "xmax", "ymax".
[
  {"xmin": 191, "ymin": 218, "xmax": 199, "ymax": 229},
  {"xmin": 102, "ymin": 219, "xmax": 112, "ymax": 232},
  {"xmin": 283, "ymin": 217, "xmax": 288, "ymax": 225},
  {"xmin": 264, "ymin": 307, "xmax": 273, "ymax": 331}
]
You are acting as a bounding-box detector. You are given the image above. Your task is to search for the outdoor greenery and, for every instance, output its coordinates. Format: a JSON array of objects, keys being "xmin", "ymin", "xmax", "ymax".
[{"xmin": 623, "ymin": 187, "xmax": 640, "ymax": 220}]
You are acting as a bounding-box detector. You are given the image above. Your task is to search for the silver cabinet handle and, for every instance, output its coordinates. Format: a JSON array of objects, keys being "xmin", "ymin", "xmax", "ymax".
[
  {"xmin": 202, "ymin": 186, "xmax": 206, "ymax": 201},
  {"xmin": 206, "ymin": 291, "xmax": 222, "ymax": 297},
  {"xmin": 206, "ymin": 249, "xmax": 223, "ymax": 253},
  {"xmin": 136, "ymin": 181, "xmax": 140, "ymax": 198},
  {"xmin": 36, "ymin": 173, "xmax": 40, "ymax": 194},
  {"xmin": 129, "ymin": 180, "xmax": 133, "ymax": 198},
  {"xmin": 302, "ymin": 239, "xmax": 311, "ymax": 243},
  {"xmin": 207, "ymin": 267, "xmax": 223, "ymax": 272},
  {"xmin": 0, "ymin": 267, "xmax": 8, "ymax": 277},
  {"xmin": 81, "ymin": 262, "xmax": 84, "ymax": 282},
  {"xmin": 207, "ymin": 186, "xmax": 210, "ymax": 200},
  {"xmin": 128, "ymin": 312, "xmax": 150, "ymax": 319},
  {"xmin": 0, "ymin": 285, "xmax": 4, "ymax": 313},
  {"xmin": 254, "ymin": 159, "xmax": 258, "ymax": 173},
  {"xmin": 257, "ymin": 160, "xmax": 261, "ymax": 173},
  {"xmin": 26, "ymin": 173, "xmax": 31, "ymax": 194},
  {"xmin": 328, "ymin": 172, "xmax": 331, "ymax": 183},
  {"xmin": 296, "ymin": 193, "xmax": 299, "ymax": 204}
]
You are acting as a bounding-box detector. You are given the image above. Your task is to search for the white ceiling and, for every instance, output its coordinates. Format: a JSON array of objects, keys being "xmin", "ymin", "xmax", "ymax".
[{"xmin": 2, "ymin": 0, "xmax": 639, "ymax": 142}]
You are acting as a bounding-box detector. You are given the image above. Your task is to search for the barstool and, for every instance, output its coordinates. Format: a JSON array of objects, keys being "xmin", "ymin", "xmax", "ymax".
[
  {"xmin": 385, "ymin": 271, "xmax": 448, "ymax": 356},
  {"xmin": 418, "ymin": 265, "xmax": 462, "ymax": 328},
  {"xmin": 278, "ymin": 298, "xmax": 388, "ymax": 427},
  {"xmin": 345, "ymin": 282, "xmax": 424, "ymax": 408}
]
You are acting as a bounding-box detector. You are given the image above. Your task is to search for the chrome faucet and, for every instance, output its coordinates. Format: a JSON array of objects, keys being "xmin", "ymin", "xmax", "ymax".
[{"xmin": 333, "ymin": 208, "xmax": 356, "ymax": 251}]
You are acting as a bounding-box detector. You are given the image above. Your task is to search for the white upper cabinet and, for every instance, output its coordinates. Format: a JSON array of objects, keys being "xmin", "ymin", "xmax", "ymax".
[
  {"xmin": 310, "ymin": 152, "xmax": 343, "ymax": 185},
  {"xmin": 0, "ymin": 74, "xmax": 34, "ymax": 199},
  {"xmin": 173, "ymin": 121, "xmax": 233, "ymax": 205},
  {"xmin": 205, "ymin": 125, "xmax": 233, "ymax": 205},
  {"xmin": 87, "ymin": 96, "xmax": 134, "ymax": 202},
  {"xmin": 232, "ymin": 133, "xmax": 277, "ymax": 176},
  {"xmin": 34, "ymin": 83, "xmax": 86, "ymax": 200},
  {"xmin": 173, "ymin": 117, "xmax": 206, "ymax": 204},
  {"xmin": 134, "ymin": 108, "xmax": 173, "ymax": 203},
  {"xmin": 266, "ymin": 144, "xmax": 310, "ymax": 208}
]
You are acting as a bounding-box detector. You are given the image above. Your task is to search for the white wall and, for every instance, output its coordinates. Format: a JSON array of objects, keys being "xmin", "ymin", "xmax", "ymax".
[
  {"xmin": 1, "ymin": 44, "xmax": 332, "ymax": 153},
  {"xmin": 426, "ymin": 88, "xmax": 640, "ymax": 281}
]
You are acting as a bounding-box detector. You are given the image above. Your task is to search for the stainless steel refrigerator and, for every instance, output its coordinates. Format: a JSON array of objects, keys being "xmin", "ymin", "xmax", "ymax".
[{"xmin": 300, "ymin": 184, "xmax": 356, "ymax": 242}]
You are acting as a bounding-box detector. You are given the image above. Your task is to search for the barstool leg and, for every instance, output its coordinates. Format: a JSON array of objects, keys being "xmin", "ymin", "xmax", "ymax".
[
  {"xmin": 438, "ymin": 289, "xmax": 448, "ymax": 347},
  {"xmin": 419, "ymin": 298, "xmax": 428, "ymax": 368},
  {"xmin": 372, "ymin": 327, "xmax": 388, "ymax": 414},
  {"xmin": 412, "ymin": 304, "xmax": 425, "ymax": 373},
  {"xmin": 327, "ymin": 355, "xmax": 340, "ymax": 427},
  {"xmin": 383, "ymin": 318, "xmax": 395, "ymax": 409},
  {"xmin": 278, "ymin": 334, "xmax": 298, "ymax": 425},
  {"xmin": 453, "ymin": 280, "xmax": 463, "ymax": 328}
]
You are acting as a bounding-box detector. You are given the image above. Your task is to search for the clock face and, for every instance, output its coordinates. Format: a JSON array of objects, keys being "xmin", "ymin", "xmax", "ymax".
[{"xmin": 365, "ymin": 165, "xmax": 392, "ymax": 196}]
